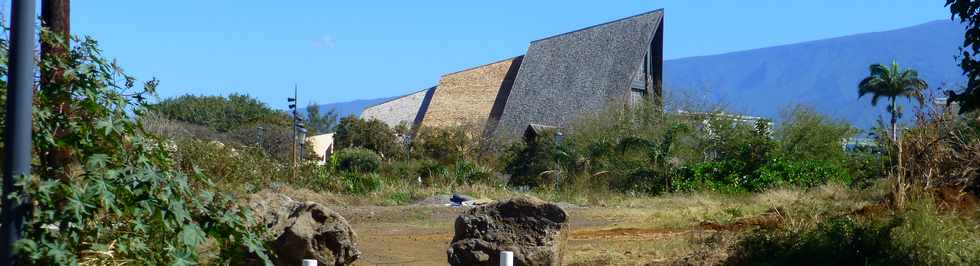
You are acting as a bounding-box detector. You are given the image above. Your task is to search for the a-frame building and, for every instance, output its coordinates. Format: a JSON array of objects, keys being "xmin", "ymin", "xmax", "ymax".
[{"xmin": 489, "ymin": 9, "xmax": 664, "ymax": 138}]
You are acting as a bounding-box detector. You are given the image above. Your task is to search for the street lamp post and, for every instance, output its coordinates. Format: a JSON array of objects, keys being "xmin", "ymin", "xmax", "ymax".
[{"xmin": 1, "ymin": 0, "xmax": 37, "ymax": 264}]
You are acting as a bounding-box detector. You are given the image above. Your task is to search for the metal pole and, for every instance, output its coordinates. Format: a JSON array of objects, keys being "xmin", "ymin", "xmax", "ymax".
[
  {"xmin": 2, "ymin": 0, "xmax": 37, "ymax": 263},
  {"xmin": 291, "ymin": 85, "xmax": 298, "ymax": 179}
]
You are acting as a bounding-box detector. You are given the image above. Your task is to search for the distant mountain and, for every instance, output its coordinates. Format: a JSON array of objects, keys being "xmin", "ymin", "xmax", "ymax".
[
  {"xmin": 307, "ymin": 97, "xmax": 392, "ymax": 119},
  {"xmin": 664, "ymin": 20, "xmax": 965, "ymax": 128},
  {"xmin": 315, "ymin": 20, "xmax": 966, "ymax": 129}
]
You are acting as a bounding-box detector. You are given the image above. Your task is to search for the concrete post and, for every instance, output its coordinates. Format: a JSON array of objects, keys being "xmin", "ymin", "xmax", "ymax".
[{"xmin": 499, "ymin": 251, "xmax": 514, "ymax": 266}]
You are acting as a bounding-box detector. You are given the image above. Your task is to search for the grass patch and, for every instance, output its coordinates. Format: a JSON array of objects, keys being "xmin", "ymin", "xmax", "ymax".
[{"xmin": 728, "ymin": 198, "xmax": 980, "ymax": 265}]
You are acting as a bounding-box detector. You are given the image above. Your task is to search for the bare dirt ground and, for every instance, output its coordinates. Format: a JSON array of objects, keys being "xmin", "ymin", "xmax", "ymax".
[{"xmin": 333, "ymin": 205, "xmax": 737, "ymax": 266}]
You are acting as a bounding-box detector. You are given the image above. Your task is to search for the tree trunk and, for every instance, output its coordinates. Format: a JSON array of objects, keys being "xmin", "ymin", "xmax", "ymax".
[
  {"xmin": 890, "ymin": 97, "xmax": 898, "ymax": 142},
  {"xmin": 41, "ymin": 0, "xmax": 72, "ymax": 179}
]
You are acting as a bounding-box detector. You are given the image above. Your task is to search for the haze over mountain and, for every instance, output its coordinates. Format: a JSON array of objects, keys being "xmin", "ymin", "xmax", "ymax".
[{"xmin": 315, "ymin": 19, "xmax": 966, "ymax": 129}]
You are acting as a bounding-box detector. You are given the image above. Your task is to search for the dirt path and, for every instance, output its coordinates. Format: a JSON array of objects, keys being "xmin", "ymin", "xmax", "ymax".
[{"xmin": 335, "ymin": 205, "xmax": 732, "ymax": 266}]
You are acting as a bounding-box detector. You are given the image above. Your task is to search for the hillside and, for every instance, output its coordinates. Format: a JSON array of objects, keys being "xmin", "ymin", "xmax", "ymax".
[{"xmin": 664, "ymin": 20, "xmax": 965, "ymax": 128}]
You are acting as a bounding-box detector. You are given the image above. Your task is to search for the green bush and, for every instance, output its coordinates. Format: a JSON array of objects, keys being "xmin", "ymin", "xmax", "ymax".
[
  {"xmin": 753, "ymin": 159, "xmax": 852, "ymax": 190},
  {"xmin": 343, "ymin": 173, "xmax": 383, "ymax": 194},
  {"xmin": 151, "ymin": 93, "xmax": 288, "ymax": 133},
  {"xmin": 502, "ymin": 135, "xmax": 563, "ymax": 188},
  {"xmin": 333, "ymin": 116, "xmax": 402, "ymax": 158},
  {"xmin": 417, "ymin": 158, "xmax": 450, "ymax": 186},
  {"xmin": 173, "ymin": 139, "xmax": 285, "ymax": 188},
  {"xmin": 728, "ymin": 201, "xmax": 980, "ymax": 265},
  {"xmin": 412, "ymin": 126, "xmax": 470, "ymax": 163},
  {"xmin": 334, "ymin": 147, "xmax": 382, "ymax": 173},
  {"xmin": 774, "ymin": 105, "xmax": 856, "ymax": 162},
  {"xmin": 673, "ymin": 159, "xmax": 852, "ymax": 193},
  {"xmin": 674, "ymin": 160, "xmax": 751, "ymax": 193},
  {"xmin": 452, "ymin": 159, "xmax": 494, "ymax": 185},
  {"xmin": 0, "ymin": 33, "xmax": 268, "ymax": 264}
]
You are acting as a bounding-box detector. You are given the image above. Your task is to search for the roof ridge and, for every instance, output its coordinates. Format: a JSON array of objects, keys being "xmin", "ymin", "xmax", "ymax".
[
  {"xmin": 530, "ymin": 9, "xmax": 663, "ymax": 43},
  {"xmin": 441, "ymin": 55, "xmax": 525, "ymax": 77}
]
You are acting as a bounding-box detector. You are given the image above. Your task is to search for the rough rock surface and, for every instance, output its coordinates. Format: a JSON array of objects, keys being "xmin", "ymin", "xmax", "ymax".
[
  {"xmin": 249, "ymin": 192, "xmax": 360, "ymax": 266},
  {"xmin": 447, "ymin": 196, "xmax": 568, "ymax": 266}
]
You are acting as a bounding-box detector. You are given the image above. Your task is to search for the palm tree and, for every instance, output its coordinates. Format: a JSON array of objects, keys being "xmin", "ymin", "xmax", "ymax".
[{"xmin": 858, "ymin": 61, "xmax": 928, "ymax": 142}]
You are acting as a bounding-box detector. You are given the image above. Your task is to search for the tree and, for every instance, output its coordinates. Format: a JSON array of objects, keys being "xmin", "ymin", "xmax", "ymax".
[
  {"xmin": 858, "ymin": 62, "xmax": 928, "ymax": 142},
  {"xmin": 0, "ymin": 31, "xmax": 270, "ymax": 265},
  {"xmin": 151, "ymin": 93, "xmax": 288, "ymax": 132},
  {"xmin": 774, "ymin": 105, "xmax": 857, "ymax": 163},
  {"xmin": 333, "ymin": 116, "xmax": 400, "ymax": 159},
  {"xmin": 305, "ymin": 103, "xmax": 338, "ymax": 135},
  {"xmin": 945, "ymin": 0, "xmax": 980, "ymax": 114}
]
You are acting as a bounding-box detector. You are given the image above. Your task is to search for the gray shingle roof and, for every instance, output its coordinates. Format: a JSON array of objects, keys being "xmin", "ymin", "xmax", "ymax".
[{"xmin": 490, "ymin": 9, "xmax": 664, "ymax": 138}]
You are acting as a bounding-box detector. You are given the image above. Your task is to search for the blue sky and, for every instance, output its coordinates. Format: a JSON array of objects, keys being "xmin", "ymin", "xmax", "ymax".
[{"xmin": 10, "ymin": 1, "xmax": 953, "ymax": 109}]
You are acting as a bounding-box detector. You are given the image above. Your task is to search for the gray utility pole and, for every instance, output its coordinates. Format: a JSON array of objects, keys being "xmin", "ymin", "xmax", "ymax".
[
  {"xmin": 288, "ymin": 85, "xmax": 299, "ymax": 179},
  {"xmin": 1, "ymin": 0, "xmax": 37, "ymax": 264}
]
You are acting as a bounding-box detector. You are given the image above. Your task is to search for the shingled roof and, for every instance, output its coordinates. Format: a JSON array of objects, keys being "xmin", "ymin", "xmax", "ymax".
[
  {"xmin": 490, "ymin": 9, "xmax": 664, "ymax": 138},
  {"xmin": 360, "ymin": 86, "xmax": 436, "ymax": 128}
]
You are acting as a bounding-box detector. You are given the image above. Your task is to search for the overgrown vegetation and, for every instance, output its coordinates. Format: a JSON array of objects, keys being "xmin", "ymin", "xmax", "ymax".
[
  {"xmin": 728, "ymin": 198, "xmax": 980, "ymax": 266},
  {"xmin": 0, "ymin": 32, "xmax": 269, "ymax": 264}
]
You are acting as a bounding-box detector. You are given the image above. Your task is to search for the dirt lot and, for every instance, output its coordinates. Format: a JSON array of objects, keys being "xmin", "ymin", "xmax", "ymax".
[
  {"xmin": 277, "ymin": 184, "xmax": 874, "ymax": 265},
  {"xmin": 333, "ymin": 204, "xmax": 736, "ymax": 266}
]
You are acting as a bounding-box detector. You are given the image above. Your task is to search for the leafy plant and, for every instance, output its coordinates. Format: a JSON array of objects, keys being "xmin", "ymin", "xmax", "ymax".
[
  {"xmin": 728, "ymin": 200, "xmax": 980, "ymax": 265},
  {"xmin": 945, "ymin": 0, "xmax": 980, "ymax": 113},
  {"xmin": 151, "ymin": 93, "xmax": 288, "ymax": 133},
  {"xmin": 0, "ymin": 32, "xmax": 269, "ymax": 264},
  {"xmin": 412, "ymin": 126, "xmax": 470, "ymax": 163},
  {"xmin": 334, "ymin": 147, "xmax": 382, "ymax": 173},
  {"xmin": 774, "ymin": 105, "xmax": 856, "ymax": 163},
  {"xmin": 333, "ymin": 116, "xmax": 402, "ymax": 159},
  {"xmin": 343, "ymin": 173, "xmax": 383, "ymax": 195}
]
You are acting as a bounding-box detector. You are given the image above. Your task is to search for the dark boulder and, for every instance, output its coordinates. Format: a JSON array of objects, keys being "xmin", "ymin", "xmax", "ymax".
[{"xmin": 447, "ymin": 196, "xmax": 568, "ymax": 266}]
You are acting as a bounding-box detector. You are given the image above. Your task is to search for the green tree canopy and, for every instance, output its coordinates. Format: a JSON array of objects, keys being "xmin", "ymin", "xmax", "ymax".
[
  {"xmin": 946, "ymin": 0, "xmax": 980, "ymax": 114},
  {"xmin": 333, "ymin": 116, "xmax": 401, "ymax": 159},
  {"xmin": 858, "ymin": 61, "xmax": 928, "ymax": 141},
  {"xmin": 151, "ymin": 93, "xmax": 288, "ymax": 132},
  {"xmin": 774, "ymin": 105, "xmax": 857, "ymax": 163},
  {"xmin": 305, "ymin": 102, "xmax": 338, "ymax": 135}
]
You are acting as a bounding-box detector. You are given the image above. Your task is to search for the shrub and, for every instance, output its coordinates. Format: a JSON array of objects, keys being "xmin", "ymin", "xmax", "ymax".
[
  {"xmin": 900, "ymin": 107, "xmax": 980, "ymax": 194},
  {"xmin": 417, "ymin": 158, "xmax": 450, "ymax": 186},
  {"xmin": 728, "ymin": 201, "xmax": 980, "ymax": 265},
  {"xmin": 172, "ymin": 139, "xmax": 285, "ymax": 188},
  {"xmin": 774, "ymin": 105, "xmax": 857, "ymax": 163},
  {"xmin": 334, "ymin": 147, "xmax": 382, "ymax": 173},
  {"xmin": 0, "ymin": 33, "xmax": 268, "ymax": 264},
  {"xmin": 753, "ymin": 159, "xmax": 852, "ymax": 190},
  {"xmin": 673, "ymin": 159, "xmax": 852, "ymax": 193},
  {"xmin": 343, "ymin": 173, "xmax": 383, "ymax": 194},
  {"xmin": 674, "ymin": 160, "xmax": 751, "ymax": 193},
  {"xmin": 700, "ymin": 116, "xmax": 774, "ymax": 172},
  {"xmin": 412, "ymin": 126, "xmax": 470, "ymax": 163},
  {"xmin": 333, "ymin": 116, "xmax": 402, "ymax": 159},
  {"xmin": 452, "ymin": 159, "xmax": 494, "ymax": 185},
  {"xmin": 502, "ymin": 135, "xmax": 563, "ymax": 188},
  {"xmin": 151, "ymin": 93, "xmax": 288, "ymax": 133}
]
